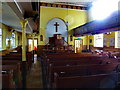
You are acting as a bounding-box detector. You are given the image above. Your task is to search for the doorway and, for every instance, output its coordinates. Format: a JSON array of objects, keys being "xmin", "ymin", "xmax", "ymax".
[
  {"xmin": 74, "ymin": 39, "xmax": 83, "ymax": 53},
  {"xmin": 28, "ymin": 39, "xmax": 38, "ymax": 52}
]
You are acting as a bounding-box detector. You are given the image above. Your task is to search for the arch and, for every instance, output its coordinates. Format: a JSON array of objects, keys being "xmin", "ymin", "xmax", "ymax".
[
  {"xmin": 46, "ymin": 18, "xmax": 68, "ymax": 44},
  {"xmin": 40, "ymin": 35, "xmax": 43, "ymax": 41},
  {"xmin": 70, "ymin": 35, "xmax": 73, "ymax": 41}
]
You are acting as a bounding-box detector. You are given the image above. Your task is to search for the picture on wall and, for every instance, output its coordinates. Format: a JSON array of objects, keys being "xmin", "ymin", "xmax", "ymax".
[{"xmin": 110, "ymin": 37, "xmax": 115, "ymax": 46}]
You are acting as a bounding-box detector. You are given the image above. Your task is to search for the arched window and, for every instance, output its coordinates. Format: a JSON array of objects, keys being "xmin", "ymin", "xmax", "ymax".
[
  {"xmin": 40, "ymin": 35, "xmax": 43, "ymax": 41},
  {"xmin": 0, "ymin": 28, "xmax": 2, "ymax": 49},
  {"xmin": 70, "ymin": 35, "xmax": 73, "ymax": 41},
  {"xmin": 11, "ymin": 32, "xmax": 16, "ymax": 48},
  {"xmin": 18, "ymin": 36, "xmax": 20, "ymax": 45}
]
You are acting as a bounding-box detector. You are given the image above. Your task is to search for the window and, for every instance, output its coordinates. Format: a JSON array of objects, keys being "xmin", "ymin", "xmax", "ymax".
[
  {"xmin": 89, "ymin": 39, "xmax": 92, "ymax": 43},
  {"xmin": 115, "ymin": 31, "xmax": 120, "ymax": 48},
  {"xmin": 70, "ymin": 35, "xmax": 73, "ymax": 41},
  {"xmin": 40, "ymin": 35, "xmax": 43, "ymax": 41},
  {"xmin": 11, "ymin": 32, "xmax": 16, "ymax": 48},
  {"xmin": 18, "ymin": 36, "xmax": 20, "ymax": 45},
  {"xmin": 94, "ymin": 34, "xmax": 103, "ymax": 47},
  {"xmin": 0, "ymin": 28, "xmax": 2, "ymax": 49}
]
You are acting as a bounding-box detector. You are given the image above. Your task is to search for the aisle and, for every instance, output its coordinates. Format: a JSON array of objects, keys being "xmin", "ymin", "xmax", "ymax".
[{"xmin": 26, "ymin": 55, "xmax": 43, "ymax": 88}]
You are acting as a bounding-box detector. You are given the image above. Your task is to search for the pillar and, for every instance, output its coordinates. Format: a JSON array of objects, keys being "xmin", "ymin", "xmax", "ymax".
[
  {"xmin": 87, "ymin": 35, "xmax": 90, "ymax": 50},
  {"xmin": 32, "ymin": 34, "xmax": 34, "ymax": 51},
  {"xmin": 20, "ymin": 20, "xmax": 28, "ymax": 88},
  {"xmin": 32, "ymin": 34, "xmax": 34, "ymax": 62},
  {"xmin": 20, "ymin": 20, "xmax": 28, "ymax": 61}
]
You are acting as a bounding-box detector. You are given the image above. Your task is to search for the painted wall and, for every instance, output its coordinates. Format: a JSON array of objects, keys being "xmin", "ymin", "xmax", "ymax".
[
  {"xmin": 15, "ymin": 32, "xmax": 22, "ymax": 46},
  {"xmin": 1, "ymin": 23, "xmax": 22, "ymax": 49},
  {"xmin": 39, "ymin": 7, "xmax": 87, "ymax": 45},
  {"xmin": 81, "ymin": 31, "xmax": 117, "ymax": 48},
  {"xmin": 73, "ymin": 36, "xmax": 87, "ymax": 45},
  {"xmin": 115, "ymin": 31, "xmax": 120, "ymax": 48},
  {"xmin": 104, "ymin": 32, "xmax": 115, "ymax": 47},
  {"xmin": 39, "ymin": 7, "xmax": 119, "ymax": 49}
]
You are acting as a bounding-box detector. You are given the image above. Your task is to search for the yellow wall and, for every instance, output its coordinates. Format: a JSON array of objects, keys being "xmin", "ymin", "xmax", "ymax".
[
  {"xmin": 82, "ymin": 31, "xmax": 116, "ymax": 48},
  {"xmin": 1, "ymin": 23, "xmax": 22, "ymax": 49},
  {"xmin": 15, "ymin": 32, "xmax": 22, "ymax": 46},
  {"xmin": 39, "ymin": 7, "xmax": 87, "ymax": 45},
  {"xmin": 73, "ymin": 36, "xmax": 88, "ymax": 45},
  {"xmin": 104, "ymin": 32, "xmax": 115, "ymax": 47},
  {"xmin": 115, "ymin": 31, "xmax": 120, "ymax": 48},
  {"xmin": 38, "ymin": 7, "xmax": 118, "ymax": 48},
  {"xmin": 2, "ymin": 23, "xmax": 10, "ymax": 49}
]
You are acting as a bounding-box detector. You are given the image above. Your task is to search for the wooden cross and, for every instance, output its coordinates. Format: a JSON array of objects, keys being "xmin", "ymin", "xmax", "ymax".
[{"xmin": 54, "ymin": 22, "xmax": 59, "ymax": 32}]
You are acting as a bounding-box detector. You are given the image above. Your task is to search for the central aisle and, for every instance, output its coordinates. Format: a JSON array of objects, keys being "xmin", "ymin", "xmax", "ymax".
[{"xmin": 26, "ymin": 55, "xmax": 43, "ymax": 88}]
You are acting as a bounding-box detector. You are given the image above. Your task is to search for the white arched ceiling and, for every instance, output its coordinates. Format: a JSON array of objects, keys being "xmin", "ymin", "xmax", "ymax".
[{"xmin": 46, "ymin": 18, "xmax": 68, "ymax": 44}]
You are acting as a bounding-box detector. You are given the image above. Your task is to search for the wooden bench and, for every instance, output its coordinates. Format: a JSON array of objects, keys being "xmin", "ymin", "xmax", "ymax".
[
  {"xmin": 1, "ymin": 65, "xmax": 19, "ymax": 89},
  {"xmin": 2, "ymin": 51, "xmax": 33, "ymax": 70},
  {"xmin": 41, "ymin": 52, "xmax": 120, "ymax": 88},
  {"xmin": 48, "ymin": 63, "xmax": 119, "ymax": 86},
  {"xmin": 44, "ymin": 53, "xmax": 97, "ymax": 59},
  {"xmin": 2, "ymin": 64, "xmax": 22, "ymax": 88},
  {"xmin": 2, "ymin": 71, "xmax": 16, "ymax": 89},
  {"xmin": 54, "ymin": 72, "xmax": 119, "ymax": 88}
]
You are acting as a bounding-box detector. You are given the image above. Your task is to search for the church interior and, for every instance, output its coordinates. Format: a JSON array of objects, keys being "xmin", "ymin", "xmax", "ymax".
[{"xmin": 0, "ymin": 0, "xmax": 120, "ymax": 89}]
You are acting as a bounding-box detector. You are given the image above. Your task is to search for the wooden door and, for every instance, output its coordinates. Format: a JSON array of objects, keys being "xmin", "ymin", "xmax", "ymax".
[
  {"xmin": 28, "ymin": 39, "xmax": 38, "ymax": 52},
  {"xmin": 74, "ymin": 39, "xmax": 83, "ymax": 53}
]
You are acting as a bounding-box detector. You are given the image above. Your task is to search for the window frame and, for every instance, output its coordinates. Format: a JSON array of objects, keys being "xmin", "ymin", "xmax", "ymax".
[
  {"xmin": 11, "ymin": 32, "xmax": 16, "ymax": 48},
  {"xmin": 0, "ymin": 28, "xmax": 2, "ymax": 49}
]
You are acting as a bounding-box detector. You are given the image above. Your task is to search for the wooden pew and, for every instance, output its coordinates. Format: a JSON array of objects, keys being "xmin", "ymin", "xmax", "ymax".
[
  {"xmin": 44, "ymin": 57, "xmax": 105, "ymax": 78},
  {"xmin": 48, "ymin": 63, "xmax": 119, "ymax": 86},
  {"xmin": 44, "ymin": 55, "xmax": 119, "ymax": 75},
  {"xmin": 2, "ymin": 60, "xmax": 22, "ymax": 88},
  {"xmin": 1, "ymin": 65, "xmax": 18, "ymax": 89},
  {"xmin": 41, "ymin": 52, "xmax": 95, "ymax": 61},
  {"xmin": 2, "ymin": 56, "xmax": 22, "ymax": 61},
  {"xmin": 44, "ymin": 53, "xmax": 97, "ymax": 59},
  {"xmin": 41, "ymin": 52, "xmax": 119, "ymax": 88},
  {"xmin": 44, "ymin": 52, "xmax": 92, "ymax": 56},
  {"xmin": 54, "ymin": 72, "xmax": 119, "ymax": 88},
  {"xmin": 2, "ymin": 51, "xmax": 33, "ymax": 70},
  {"xmin": 1, "ymin": 50, "xmax": 33, "ymax": 88},
  {"xmin": 2, "ymin": 71, "xmax": 16, "ymax": 89},
  {"xmin": 46, "ymin": 58, "xmax": 118, "ymax": 68},
  {"xmin": 26, "ymin": 51, "xmax": 33, "ymax": 69}
]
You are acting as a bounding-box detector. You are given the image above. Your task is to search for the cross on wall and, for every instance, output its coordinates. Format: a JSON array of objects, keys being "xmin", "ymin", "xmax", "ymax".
[{"xmin": 54, "ymin": 22, "xmax": 59, "ymax": 32}]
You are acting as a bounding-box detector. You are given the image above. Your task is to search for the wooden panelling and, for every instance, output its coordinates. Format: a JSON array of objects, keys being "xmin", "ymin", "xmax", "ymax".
[
  {"xmin": 40, "ymin": 2, "xmax": 87, "ymax": 10},
  {"xmin": 37, "ymin": 45, "xmax": 45, "ymax": 57}
]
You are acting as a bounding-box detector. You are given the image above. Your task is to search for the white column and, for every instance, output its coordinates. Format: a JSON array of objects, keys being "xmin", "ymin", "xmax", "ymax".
[
  {"xmin": 20, "ymin": 20, "xmax": 28, "ymax": 61},
  {"xmin": 32, "ymin": 34, "xmax": 34, "ymax": 51},
  {"xmin": 87, "ymin": 35, "xmax": 90, "ymax": 50}
]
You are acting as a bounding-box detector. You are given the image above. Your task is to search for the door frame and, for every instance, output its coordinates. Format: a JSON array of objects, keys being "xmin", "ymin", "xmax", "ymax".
[
  {"xmin": 74, "ymin": 39, "xmax": 83, "ymax": 53},
  {"xmin": 27, "ymin": 38, "xmax": 38, "ymax": 45},
  {"xmin": 27, "ymin": 38, "xmax": 38, "ymax": 51}
]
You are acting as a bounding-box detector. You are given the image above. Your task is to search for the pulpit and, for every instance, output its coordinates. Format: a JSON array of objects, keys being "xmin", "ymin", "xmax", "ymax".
[
  {"xmin": 44, "ymin": 34, "xmax": 74, "ymax": 53},
  {"xmin": 49, "ymin": 34, "xmax": 64, "ymax": 48}
]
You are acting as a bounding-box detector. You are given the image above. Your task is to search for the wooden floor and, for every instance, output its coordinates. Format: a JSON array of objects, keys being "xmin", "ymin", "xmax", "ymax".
[{"xmin": 26, "ymin": 55, "xmax": 43, "ymax": 88}]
